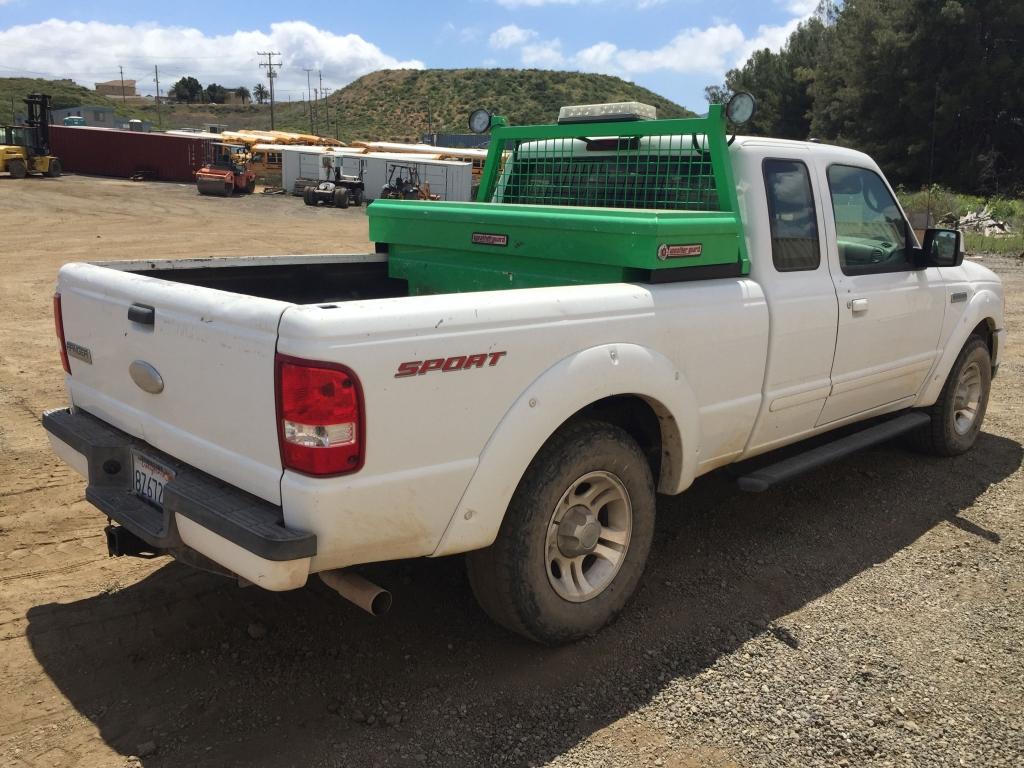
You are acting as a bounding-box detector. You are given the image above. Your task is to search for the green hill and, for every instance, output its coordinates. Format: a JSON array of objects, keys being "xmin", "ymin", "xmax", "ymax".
[
  {"xmin": 285, "ymin": 68, "xmax": 695, "ymax": 141},
  {"xmin": 3, "ymin": 70, "xmax": 693, "ymax": 142},
  {"xmin": 1, "ymin": 77, "xmax": 124, "ymax": 121}
]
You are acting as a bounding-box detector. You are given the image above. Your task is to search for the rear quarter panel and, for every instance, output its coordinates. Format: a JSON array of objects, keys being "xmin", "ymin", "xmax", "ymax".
[{"xmin": 276, "ymin": 279, "xmax": 768, "ymax": 570}]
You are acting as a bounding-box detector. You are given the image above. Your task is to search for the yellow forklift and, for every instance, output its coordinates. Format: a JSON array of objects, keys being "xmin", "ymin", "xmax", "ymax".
[{"xmin": 1, "ymin": 93, "xmax": 61, "ymax": 178}]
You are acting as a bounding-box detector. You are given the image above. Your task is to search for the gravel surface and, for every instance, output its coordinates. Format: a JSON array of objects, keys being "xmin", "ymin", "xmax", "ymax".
[{"xmin": 0, "ymin": 177, "xmax": 1021, "ymax": 768}]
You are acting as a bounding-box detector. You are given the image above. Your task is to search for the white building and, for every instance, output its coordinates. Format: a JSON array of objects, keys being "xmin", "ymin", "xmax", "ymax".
[{"xmin": 280, "ymin": 146, "xmax": 473, "ymax": 202}]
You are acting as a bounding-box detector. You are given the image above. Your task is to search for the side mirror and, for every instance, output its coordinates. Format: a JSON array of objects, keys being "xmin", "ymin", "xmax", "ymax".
[{"xmin": 920, "ymin": 228, "xmax": 964, "ymax": 267}]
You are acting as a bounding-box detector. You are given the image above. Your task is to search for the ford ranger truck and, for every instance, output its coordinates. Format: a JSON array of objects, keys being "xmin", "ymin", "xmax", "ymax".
[{"xmin": 43, "ymin": 98, "xmax": 1005, "ymax": 643}]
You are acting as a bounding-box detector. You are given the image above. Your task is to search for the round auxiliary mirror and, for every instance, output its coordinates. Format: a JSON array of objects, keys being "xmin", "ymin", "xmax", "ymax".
[{"xmin": 725, "ymin": 92, "xmax": 757, "ymax": 126}]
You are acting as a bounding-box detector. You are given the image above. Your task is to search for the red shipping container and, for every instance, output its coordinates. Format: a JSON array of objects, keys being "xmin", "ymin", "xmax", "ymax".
[{"xmin": 50, "ymin": 126, "xmax": 210, "ymax": 182}]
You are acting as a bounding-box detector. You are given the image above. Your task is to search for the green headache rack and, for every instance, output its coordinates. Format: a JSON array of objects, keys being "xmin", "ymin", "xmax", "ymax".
[{"xmin": 367, "ymin": 103, "xmax": 749, "ymax": 296}]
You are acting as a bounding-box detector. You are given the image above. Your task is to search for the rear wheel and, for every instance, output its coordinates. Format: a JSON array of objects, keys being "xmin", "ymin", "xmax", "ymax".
[
  {"xmin": 466, "ymin": 419, "xmax": 655, "ymax": 644},
  {"xmin": 45, "ymin": 158, "xmax": 62, "ymax": 178},
  {"xmin": 246, "ymin": 178, "xmax": 256, "ymax": 193},
  {"xmin": 224, "ymin": 182, "xmax": 234, "ymax": 197},
  {"xmin": 7, "ymin": 158, "xmax": 26, "ymax": 179},
  {"xmin": 910, "ymin": 336, "xmax": 991, "ymax": 456},
  {"xmin": 303, "ymin": 187, "xmax": 317, "ymax": 206},
  {"xmin": 334, "ymin": 189, "xmax": 349, "ymax": 209},
  {"xmin": 351, "ymin": 189, "xmax": 363, "ymax": 207}
]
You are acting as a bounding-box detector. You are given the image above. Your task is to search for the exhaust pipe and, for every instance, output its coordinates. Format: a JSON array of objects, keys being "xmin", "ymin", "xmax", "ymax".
[
  {"xmin": 104, "ymin": 525, "xmax": 159, "ymax": 558},
  {"xmin": 319, "ymin": 570, "xmax": 392, "ymax": 616}
]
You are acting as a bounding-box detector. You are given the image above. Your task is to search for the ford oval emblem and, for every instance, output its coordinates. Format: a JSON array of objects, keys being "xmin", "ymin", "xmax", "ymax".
[{"xmin": 129, "ymin": 360, "xmax": 164, "ymax": 394}]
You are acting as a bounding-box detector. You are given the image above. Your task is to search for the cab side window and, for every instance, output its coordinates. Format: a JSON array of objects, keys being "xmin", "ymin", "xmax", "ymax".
[
  {"xmin": 763, "ymin": 159, "xmax": 820, "ymax": 272},
  {"xmin": 827, "ymin": 164, "xmax": 913, "ymax": 275}
]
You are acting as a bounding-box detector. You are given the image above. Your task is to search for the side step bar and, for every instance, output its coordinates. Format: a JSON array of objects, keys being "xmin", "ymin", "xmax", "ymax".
[{"xmin": 737, "ymin": 412, "xmax": 930, "ymax": 492}]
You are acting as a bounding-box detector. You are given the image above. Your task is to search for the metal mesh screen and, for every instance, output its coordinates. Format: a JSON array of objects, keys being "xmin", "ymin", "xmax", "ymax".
[{"xmin": 492, "ymin": 135, "xmax": 720, "ymax": 211}]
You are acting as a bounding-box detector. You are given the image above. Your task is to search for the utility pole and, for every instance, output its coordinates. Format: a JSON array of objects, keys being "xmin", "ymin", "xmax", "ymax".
[
  {"xmin": 303, "ymin": 68, "xmax": 315, "ymax": 135},
  {"xmin": 257, "ymin": 51, "xmax": 281, "ymax": 130},
  {"xmin": 153, "ymin": 65, "xmax": 163, "ymax": 129},
  {"xmin": 119, "ymin": 65, "xmax": 127, "ymax": 104},
  {"xmin": 313, "ymin": 89, "xmax": 319, "ymax": 135},
  {"xmin": 318, "ymin": 70, "xmax": 327, "ymax": 137}
]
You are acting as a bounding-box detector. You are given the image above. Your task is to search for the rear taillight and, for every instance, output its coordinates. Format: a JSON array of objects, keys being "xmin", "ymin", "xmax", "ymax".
[
  {"xmin": 53, "ymin": 293, "xmax": 70, "ymax": 375},
  {"xmin": 275, "ymin": 354, "xmax": 364, "ymax": 476}
]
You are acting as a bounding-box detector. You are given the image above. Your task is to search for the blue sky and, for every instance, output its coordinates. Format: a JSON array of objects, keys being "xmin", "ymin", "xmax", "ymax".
[{"xmin": 0, "ymin": 0, "xmax": 816, "ymax": 113}]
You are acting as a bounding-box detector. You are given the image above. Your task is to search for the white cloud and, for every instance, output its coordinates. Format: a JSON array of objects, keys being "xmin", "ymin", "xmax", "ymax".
[
  {"xmin": 490, "ymin": 5, "xmax": 816, "ymax": 88},
  {"xmin": 736, "ymin": 17, "xmax": 805, "ymax": 65},
  {"xmin": 0, "ymin": 19, "xmax": 423, "ymax": 97},
  {"xmin": 784, "ymin": 0, "xmax": 820, "ymax": 14},
  {"xmin": 521, "ymin": 39, "xmax": 566, "ymax": 68},
  {"xmin": 442, "ymin": 22, "xmax": 481, "ymax": 44},
  {"xmin": 489, "ymin": 24, "xmax": 537, "ymax": 50}
]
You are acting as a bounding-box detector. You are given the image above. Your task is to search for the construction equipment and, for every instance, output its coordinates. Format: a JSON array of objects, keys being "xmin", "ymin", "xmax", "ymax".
[
  {"xmin": 380, "ymin": 165, "xmax": 438, "ymax": 201},
  {"xmin": 195, "ymin": 142, "xmax": 256, "ymax": 196},
  {"xmin": 1, "ymin": 93, "xmax": 61, "ymax": 179},
  {"xmin": 303, "ymin": 166, "xmax": 365, "ymax": 208}
]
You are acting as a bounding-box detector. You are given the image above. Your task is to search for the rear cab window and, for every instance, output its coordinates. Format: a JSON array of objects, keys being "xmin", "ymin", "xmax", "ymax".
[{"xmin": 763, "ymin": 159, "xmax": 820, "ymax": 272}]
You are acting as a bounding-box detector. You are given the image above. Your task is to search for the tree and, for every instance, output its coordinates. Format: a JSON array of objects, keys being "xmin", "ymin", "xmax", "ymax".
[
  {"xmin": 253, "ymin": 83, "xmax": 269, "ymax": 105},
  {"xmin": 234, "ymin": 86, "xmax": 251, "ymax": 105},
  {"xmin": 703, "ymin": 85, "xmax": 731, "ymax": 105},
  {"xmin": 205, "ymin": 83, "xmax": 229, "ymax": 104},
  {"xmin": 170, "ymin": 76, "xmax": 203, "ymax": 104},
  {"xmin": 717, "ymin": 15, "xmax": 830, "ymax": 140},
  {"xmin": 809, "ymin": 0, "xmax": 1024, "ymax": 193}
]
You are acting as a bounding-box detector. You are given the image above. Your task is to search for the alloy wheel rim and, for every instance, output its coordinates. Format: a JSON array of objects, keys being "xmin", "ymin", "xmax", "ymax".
[
  {"xmin": 952, "ymin": 361, "xmax": 982, "ymax": 435},
  {"xmin": 544, "ymin": 470, "xmax": 632, "ymax": 603}
]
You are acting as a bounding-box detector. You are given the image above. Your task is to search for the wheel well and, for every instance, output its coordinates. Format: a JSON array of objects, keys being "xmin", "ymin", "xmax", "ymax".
[
  {"xmin": 575, "ymin": 395, "xmax": 666, "ymax": 487},
  {"xmin": 971, "ymin": 318, "xmax": 995, "ymax": 357}
]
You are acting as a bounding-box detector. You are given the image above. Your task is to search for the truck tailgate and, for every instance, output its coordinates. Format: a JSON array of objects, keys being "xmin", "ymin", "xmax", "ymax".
[{"xmin": 56, "ymin": 262, "xmax": 288, "ymax": 504}]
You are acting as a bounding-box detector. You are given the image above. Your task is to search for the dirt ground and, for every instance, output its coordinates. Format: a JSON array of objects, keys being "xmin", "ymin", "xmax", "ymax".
[{"xmin": 0, "ymin": 175, "xmax": 1021, "ymax": 768}]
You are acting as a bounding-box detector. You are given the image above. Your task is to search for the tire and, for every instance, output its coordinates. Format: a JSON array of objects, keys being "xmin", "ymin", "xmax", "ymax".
[
  {"xmin": 45, "ymin": 158, "xmax": 62, "ymax": 178},
  {"xmin": 225, "ymin": 182, "xmax": 234, "ymax": 198},
  {"xmin": 303, "ymin": 188, "xmax": 317, "ymax": 206},
  {"xmin": 246, "ymin": 178, "xmax": 256, "ymax": 194},
  {"xmin": 910, "ymin": 336, "xmax": 991, "ymax": 456},
  {"xmin": 7, "ymin": 158, "xmax": 26, "ymax": 179},
  {"xmin": 334, "ymin": 189, "xmax": 349, "ymax": 209},
  {"xmin": 351, "ymin": 189, "xmax": 363, "ymax": 207},
  {"xmin": 466, "ymin": 419, "xmax": 656, "ymax": 644}
]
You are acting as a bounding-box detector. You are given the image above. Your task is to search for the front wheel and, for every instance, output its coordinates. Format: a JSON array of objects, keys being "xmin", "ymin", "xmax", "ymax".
[
  {"xmin": 45, "ymin": 158, "xmax": 62, "ymax": 178},
  {"xmin": 911, "ymin": 336, "xmax": 992, "ymax": 456},
  {"xmin": 466, "ymin": 419, "xmax": 655, "ymax": 644},
  {"xmin": 7, "ymin": 158, "xmax": 26, "ymax": 178}
]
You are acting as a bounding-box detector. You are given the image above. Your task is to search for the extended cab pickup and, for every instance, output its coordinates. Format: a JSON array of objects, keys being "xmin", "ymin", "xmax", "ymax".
[{"xmin": 44, "ymin": 101, "xmax": 1005, "ymax": 643}]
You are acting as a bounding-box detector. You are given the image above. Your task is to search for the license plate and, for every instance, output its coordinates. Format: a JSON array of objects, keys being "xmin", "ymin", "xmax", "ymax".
[{"xmin": 131, "ymin": 451, "xmax": 175, "ymax": 509}]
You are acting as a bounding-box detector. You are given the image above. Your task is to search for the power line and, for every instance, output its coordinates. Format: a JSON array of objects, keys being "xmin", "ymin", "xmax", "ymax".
[{"xmin": 257, "ymin": 51, "xmax": 281, "ymax": 130}]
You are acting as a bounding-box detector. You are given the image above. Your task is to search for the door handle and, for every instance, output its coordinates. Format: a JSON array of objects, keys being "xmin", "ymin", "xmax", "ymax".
[{"xmin": 848, "ymin": 298, "xmax": 869, "ymax": 313}]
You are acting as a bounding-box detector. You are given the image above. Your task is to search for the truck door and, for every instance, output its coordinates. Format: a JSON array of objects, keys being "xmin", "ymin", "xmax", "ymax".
[
  {"xmin": 816, "ymin": 163, "xmax": 946, "ymax": 425},
  {"xmin": 744, "ymin": 156, "xmax": 839, "ymax": 455}
]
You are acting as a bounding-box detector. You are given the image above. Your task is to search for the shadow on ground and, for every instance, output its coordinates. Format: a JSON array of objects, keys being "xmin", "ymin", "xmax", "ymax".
[{"xmin": 26, "ymin": 433, "xmax": 1022, "ymax": 767}]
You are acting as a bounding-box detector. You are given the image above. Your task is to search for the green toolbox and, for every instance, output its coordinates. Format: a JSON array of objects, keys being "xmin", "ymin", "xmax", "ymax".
[{"xmin": 368, "ymin": 102, "xmax": 749, "ymax": 295}]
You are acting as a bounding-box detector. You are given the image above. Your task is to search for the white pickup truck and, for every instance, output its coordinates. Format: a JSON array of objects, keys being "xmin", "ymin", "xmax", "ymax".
[{"xmin": 44, "ymin": 101, "xmax": 1005, "ymax": 643}]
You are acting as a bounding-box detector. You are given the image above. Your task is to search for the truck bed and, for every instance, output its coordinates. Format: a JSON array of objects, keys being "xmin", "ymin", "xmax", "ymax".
[{"xmin": 106, "ymin": 253, "xmax": 408, "ymax": 305}]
